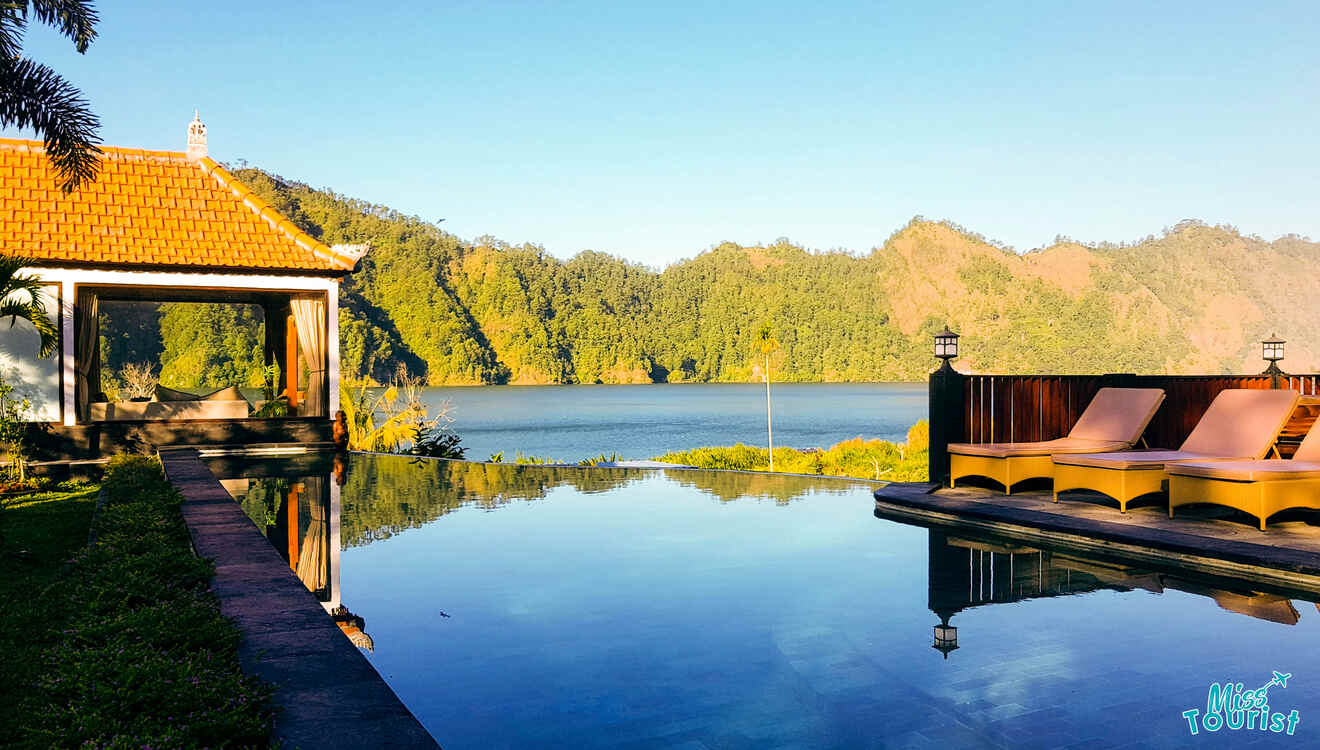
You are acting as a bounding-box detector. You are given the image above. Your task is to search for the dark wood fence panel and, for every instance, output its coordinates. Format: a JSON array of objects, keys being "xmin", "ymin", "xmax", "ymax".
[
  {"xmin": 928, "ymin": 371, "xmax": 1320, "ymax": 484},
  {"xmin": 958, "ymin": 375, "xmax": 1102, "ymax": 445}
]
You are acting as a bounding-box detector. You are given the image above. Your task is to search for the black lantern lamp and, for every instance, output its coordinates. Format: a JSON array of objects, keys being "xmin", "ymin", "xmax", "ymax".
[
  {"xmin": 932, "ymin": 617, "xmax": 959, "ymax": 659},
  {"xmin": 1262, "ymin": 334, "xmax": 1285, "ymax": 371},
  {"xmin": 1262, "ymin": 334, "xmax": 1286, "ymax": 387},
  {"xmin": 934, "ymin": 327, "xmax": 960, "ymax": 373}
]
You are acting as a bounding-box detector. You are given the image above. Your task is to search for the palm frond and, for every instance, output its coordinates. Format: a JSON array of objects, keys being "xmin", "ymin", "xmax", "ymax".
[
  {"xmin": 0, "ymin": 3, "xmax": 28, "ymax": 62},
  {"xmin": 27, "ymin": 300, "xmax": 57, "ymax": 356},
  {"xmin": 0, "ymin": 256, "xmax": 59, "ymax": 357},
  {"xmin": 29, "ymin": 0, "xmax": 98, "ymax": 53},
  {"xmin": 0, "ymin": 57, "xmax": 100, "ymax": 191}
]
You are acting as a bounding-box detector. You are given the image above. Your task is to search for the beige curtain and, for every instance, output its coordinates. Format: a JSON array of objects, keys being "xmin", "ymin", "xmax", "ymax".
[
  {"xmin": 73, "ymin": 288, "xmax": 99, "ymax": 420},
  {"xmin": 295, "ymin": 477, "xmax": 328, "ymax": 595},
  {"xmin": 290, "ymin": 295, "xmax": 328, "ymax": 417}
]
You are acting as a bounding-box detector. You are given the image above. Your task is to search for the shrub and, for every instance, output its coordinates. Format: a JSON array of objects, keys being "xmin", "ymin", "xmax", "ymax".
[{"xmin": 654, "ymin": 421, "xmax": 930, "ymax": 482}]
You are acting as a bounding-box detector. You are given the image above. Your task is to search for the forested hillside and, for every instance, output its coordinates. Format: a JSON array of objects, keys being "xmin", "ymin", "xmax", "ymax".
[{"xmin": 113, "ymin": 168, "xmax": 1320, "ymax": 388}]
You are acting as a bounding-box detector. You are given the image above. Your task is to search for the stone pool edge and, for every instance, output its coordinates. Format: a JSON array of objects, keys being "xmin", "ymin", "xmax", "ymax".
[{"xmin": 159, "ymin": 448, "xmax": 440, "ymax": 749}]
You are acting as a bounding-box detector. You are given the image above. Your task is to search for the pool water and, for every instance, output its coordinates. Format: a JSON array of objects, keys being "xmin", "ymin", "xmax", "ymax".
[{"xmin": 215, "ymin": 454, "xmax": 1320, "ymax": 749}]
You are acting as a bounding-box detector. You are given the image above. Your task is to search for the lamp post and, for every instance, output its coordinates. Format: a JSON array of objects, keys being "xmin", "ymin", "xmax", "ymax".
[
  {"xmin": 934, "ymin": 327, "xmax": 960, "ymax": 373},
  {"xmin": 933, "ymin": 616, "xmax": 959, "ymax": 659},
  {"xmin": 1262, "ymin": 334, "xmax": 1286, "ymax": 389},
  {"xmin": 928, "ymin": 326, "xmax": 965, "ymax": 487}
]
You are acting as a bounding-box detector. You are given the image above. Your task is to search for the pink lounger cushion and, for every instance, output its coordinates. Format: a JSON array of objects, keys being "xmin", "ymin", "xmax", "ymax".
[
  {"xmin": 1163, "ymin": 406, "xmax": 1320, "ymax": 482},
  {"xmin": 949, "ymin": 438, "xmax": 1129, "ymax": 458},
  {"xmin": 948, "ymin": 387, "xmax": 1165, "ymax": 460},
  {"xmin": 1065, "ymin": 387, "xmax": 1167, "ymax": 444},
  {"xmin": 1167, "ymin": 460, "xmax": 1320, "ymax": 482},
  {"xmin": 1053, "ymin": 450, "xmax": 1225, "ymax": 470},
  {"xmin": 1053, "ymin": 389, "xmax": 1300, "ymax": 469},
  {"xmin": 1175, "ymin": 389, "xmax": 1300, "ymax": 458}
]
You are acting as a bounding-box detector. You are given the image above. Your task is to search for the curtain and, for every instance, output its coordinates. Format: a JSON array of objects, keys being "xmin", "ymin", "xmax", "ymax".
[
  {"xmin": 295, "ymin": 477, "xmax": 329, "ymax": 596},
  {"xmin": 73, "ymin": 288, "xmax": 99, "ymax": 421},
  {"xmin": 290, "ymin": 295, "xmax": 328, "ymax": 417}
]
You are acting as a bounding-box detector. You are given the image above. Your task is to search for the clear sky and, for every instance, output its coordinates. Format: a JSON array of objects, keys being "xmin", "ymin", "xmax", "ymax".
[{"xmin": 7, "ymin": 1, "xmax": 1319, "ymax": 266}]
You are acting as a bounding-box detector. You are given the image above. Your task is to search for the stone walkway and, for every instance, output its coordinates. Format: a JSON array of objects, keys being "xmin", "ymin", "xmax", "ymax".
[{"xmin": 160, "ymin": 448, "xmax": 439, "ymax": 749}]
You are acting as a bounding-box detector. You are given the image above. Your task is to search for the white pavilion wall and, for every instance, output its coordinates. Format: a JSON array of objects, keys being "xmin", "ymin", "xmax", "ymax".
[{"xmin": 0, "ymin": 284, "xmax": 61, "ymax": 422}]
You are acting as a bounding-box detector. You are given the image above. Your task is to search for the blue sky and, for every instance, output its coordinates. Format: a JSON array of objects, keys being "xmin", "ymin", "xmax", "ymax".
[{"xmin": 7, "ymin": 1, "xmax": 1319, "ymax": 266}]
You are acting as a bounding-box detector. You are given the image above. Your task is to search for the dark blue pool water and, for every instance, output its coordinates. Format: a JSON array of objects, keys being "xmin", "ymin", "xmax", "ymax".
[{"xmin": 220, "ymin": 454, "xmax": 1320, "ymax": 749}]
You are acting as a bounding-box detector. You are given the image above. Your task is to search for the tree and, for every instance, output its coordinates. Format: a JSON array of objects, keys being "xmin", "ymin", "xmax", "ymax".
[
  {"xmin": 756, "ymin": 321, "xmax": 779, "ymax": 471},
  {"xmin": 0, "ymin": 255, "xmax": 58, "ymax": 357},
  {"xmin": 0, "ymin": 0, "xmax": 102, "ymax": 192}
]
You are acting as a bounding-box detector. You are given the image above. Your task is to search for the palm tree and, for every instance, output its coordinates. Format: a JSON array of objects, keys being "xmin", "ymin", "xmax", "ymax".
[
  {"xmin": 338, "ymin": 377, "xmax": 436, "ymax": 453},
  {"xmin": 0, "ymin": 256, "xmax": 58, "ymax": 357},
  {"xmin": 756, "ymin": 321, "xmax": 779, "ymax": 471},
  {"xmin": 1, "ymin": 1, "xmax": 102, "ymax": 192}
]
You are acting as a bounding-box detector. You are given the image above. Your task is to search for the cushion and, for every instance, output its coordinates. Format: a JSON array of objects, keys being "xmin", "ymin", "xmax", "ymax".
[
  {"xmin": 1166, "ymin": 459, "xmax": 1320, "ymax": 482},
  {"xmin": 1179, "ymin": 389, "xmax": 1299, "ymax": 458},
  {"xmin": 1294, "ymin": 423, "xmax": 1320, "ymax": 462},
  {"xmin": 1067, "ymin": 387, "xmax": 1166, "ymax": 443},
  {"xmin": 1053, "ymin": 450, "xmax": 1223, "ymax": 470},
  {"xmin": 202, "ymin": 385, "xmax": 245, "ymax": 402},
  {"xmin": 949, "ymin": 438, "xmax": 1128, "ymax": 458},
  {"xmin": 1210, "ymin": 592, "xmax": 1300, "ymax": 625},
  {"xmin": 153, "ymin": 384, "xmax": 197, "ymax": 402}
]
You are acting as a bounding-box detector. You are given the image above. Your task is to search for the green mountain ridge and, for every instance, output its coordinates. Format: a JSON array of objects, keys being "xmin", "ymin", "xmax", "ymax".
[{"xmin": 135, "ymin": 168, "xmax": 1320, "ymax": 387}]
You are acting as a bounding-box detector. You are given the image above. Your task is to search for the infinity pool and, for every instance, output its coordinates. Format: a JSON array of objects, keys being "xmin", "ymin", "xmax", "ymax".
[{"xmin": 214, "ymin": 454, "xmax": 1320, "ymax": 749}]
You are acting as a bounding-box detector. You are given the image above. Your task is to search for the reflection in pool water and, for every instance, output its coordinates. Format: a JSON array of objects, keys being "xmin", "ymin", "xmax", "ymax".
[
  {"xmin": 218, "ymin": 456, "xmax": 373, "ymax": 651},
  {"xmin": 213, "ymin": 454, "xmax": 1320, "ymax": 749}
]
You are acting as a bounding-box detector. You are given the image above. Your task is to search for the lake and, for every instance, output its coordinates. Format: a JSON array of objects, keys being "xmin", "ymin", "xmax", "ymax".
[{"xmin": 419, "ymin": 382, "xmax": 927, "ymax": 461}]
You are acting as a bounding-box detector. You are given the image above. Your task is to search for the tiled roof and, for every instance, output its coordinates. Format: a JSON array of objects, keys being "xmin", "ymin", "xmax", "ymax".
[{"xmin": 0, "ymin": 138, "xmax": 366, "ymax": 275}]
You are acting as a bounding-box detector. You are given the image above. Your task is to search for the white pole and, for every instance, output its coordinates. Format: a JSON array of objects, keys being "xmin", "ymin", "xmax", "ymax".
[{"xmin": 765, "ymin": 352, "xmax": 773, "ymax": 471}]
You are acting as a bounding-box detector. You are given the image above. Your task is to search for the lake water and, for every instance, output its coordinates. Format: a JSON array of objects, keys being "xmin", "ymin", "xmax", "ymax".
[
  {"xmin": 421, "ymin": 383, "xmax": 927, "ymax": 461},
  {"xmin": 216, "ymin": 454, "xmax": 1320, "ymax": 749}
]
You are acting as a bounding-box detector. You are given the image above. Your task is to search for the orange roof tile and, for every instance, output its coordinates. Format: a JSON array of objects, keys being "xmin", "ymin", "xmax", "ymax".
[{"xmin": 0, "ymin": 138, "xmax": 366, "ymax": 275}]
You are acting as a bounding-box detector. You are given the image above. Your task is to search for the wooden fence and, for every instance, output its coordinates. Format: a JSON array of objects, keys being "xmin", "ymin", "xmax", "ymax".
[{"xmin": 928, "ymin": 372, "xmax": 1320, "ymax": 485}]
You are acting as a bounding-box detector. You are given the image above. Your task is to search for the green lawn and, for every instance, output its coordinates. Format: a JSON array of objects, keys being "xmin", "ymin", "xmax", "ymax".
[{"xmin": 0, "ymin": 457, "xmax": 274, "ymax": 749}]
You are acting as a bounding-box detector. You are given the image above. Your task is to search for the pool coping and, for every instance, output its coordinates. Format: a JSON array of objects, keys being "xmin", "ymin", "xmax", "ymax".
[
  {"xmin": 875, "ymin": 481, "xmax": 1320, "ymax": 593},
  {"xmin": 159, "ymin": 448, "xmax": 440, "ymax": 749}
]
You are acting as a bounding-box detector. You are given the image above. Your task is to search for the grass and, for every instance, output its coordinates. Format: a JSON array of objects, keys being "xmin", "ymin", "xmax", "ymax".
[
  {"xmin": 0, "ymin": 455, "xmax": 274, "ymax": 749},
  {"xmin": 653, "ymin": 420, "xmax": 930, "ymax": 482}
]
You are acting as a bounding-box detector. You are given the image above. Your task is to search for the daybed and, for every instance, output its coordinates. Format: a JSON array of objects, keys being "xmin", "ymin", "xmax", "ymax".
[
  {"xmin": 88, "ymin": 384, "xmax": 252, "ymax": 421},
  {"xmin": 1051, "ymin": 388, "xmax": 1300, "ymax": 512},
  {"xmin": 947, "ymin": 387, "xmax": 1166, "ymax": 494},
  {"xmin": 1167, "ymin": 422, "xmax": 1320, "ymax": 530}
]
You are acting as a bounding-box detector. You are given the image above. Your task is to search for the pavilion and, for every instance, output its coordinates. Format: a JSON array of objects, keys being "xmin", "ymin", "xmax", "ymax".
[{"xmin": 0, "ymin": 115, "xmax": 366, "ymax": 457}]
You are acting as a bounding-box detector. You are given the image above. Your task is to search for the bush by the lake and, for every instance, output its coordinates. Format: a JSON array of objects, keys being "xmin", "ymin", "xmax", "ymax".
[
  {"xmin": 655, "ymin": 420, "xmax": 929, "ymax": 481},
  {"xmin": 0, "ymin": 454, "xmax": 274, "ymax": 748}
]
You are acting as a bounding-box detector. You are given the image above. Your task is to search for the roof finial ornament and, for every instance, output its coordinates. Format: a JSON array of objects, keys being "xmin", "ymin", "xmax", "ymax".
[{"xmin": 186, "ymin": 111, "xmax": 208, "ymax": 161}]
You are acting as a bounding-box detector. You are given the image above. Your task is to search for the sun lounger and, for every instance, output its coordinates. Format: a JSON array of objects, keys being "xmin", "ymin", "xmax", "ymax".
[
  {"xmin": 948, "ymin": 387, "xmax": 1165, "ymax": 494},
  {"xmin": 1052, "ymin": 388, "xmax": 1300, "ymax": 512},
  {"xmin": 1167, "ymin": 416, "xmax": 1320, "ymax": 530}
]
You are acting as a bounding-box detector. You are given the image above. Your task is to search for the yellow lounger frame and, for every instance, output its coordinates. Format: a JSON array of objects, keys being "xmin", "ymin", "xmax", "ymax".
[
  {"xmin": 1052, "ymin": 463, "xmax": 1169, "ymax": 512},
  {"xmin": 1169, "ymin": 474, "xmax": 1320, "ymax": 531},
  {"xmin": 950, "ymin": 454, "xmax": 1055, "ymax": 495}
]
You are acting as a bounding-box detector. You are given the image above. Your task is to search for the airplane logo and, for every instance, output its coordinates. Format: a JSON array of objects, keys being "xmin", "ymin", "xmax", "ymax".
[{"xmin": 1268, "ymin": 671, "xmax": 1292, "ymax": 690}]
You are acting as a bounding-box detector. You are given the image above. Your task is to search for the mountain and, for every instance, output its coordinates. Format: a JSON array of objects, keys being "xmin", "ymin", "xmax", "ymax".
[{"xmin": 133, "ymin": 168, "xmax": 1320, "ymax": 387}]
